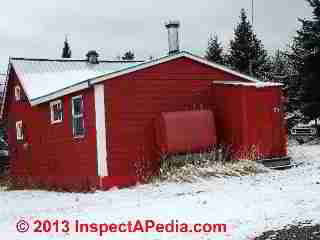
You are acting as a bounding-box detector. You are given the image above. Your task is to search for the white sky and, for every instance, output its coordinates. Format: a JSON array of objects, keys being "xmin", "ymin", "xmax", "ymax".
[{"xmin": 0, "ymin": 0, "xmax": 313, "ymax": 72}]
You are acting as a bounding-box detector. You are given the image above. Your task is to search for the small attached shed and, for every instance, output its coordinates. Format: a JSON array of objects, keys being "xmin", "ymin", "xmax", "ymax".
[{"xmin": 212, "ymin": 81, "xmax": 286, "ymax": 159}]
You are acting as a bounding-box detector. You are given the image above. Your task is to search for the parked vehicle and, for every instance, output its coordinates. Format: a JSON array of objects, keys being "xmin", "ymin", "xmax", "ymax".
[{"xmin": 291, "ymin": 122, "xmax": 317, "ymax": 144}]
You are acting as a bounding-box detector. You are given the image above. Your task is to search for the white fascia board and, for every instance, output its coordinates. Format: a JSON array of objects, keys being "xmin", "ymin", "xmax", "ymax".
[
  {"xmin": 213, "ymin": 80, "xmax": 283, "ymax": 87},
  {"xmin": 30, "ymin": 82, "xmax": 89, "ymax": 106}
]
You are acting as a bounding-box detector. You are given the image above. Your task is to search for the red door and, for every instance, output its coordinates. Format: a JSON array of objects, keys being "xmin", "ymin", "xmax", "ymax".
[
  {"xmin": 254, "ymin": 88, "xmax": 283, "ymax": 158},
  {"xmin": 270, "ymin": 89, "xmax": 284, "ymax": 157},
  {"xmin": 255, "ymin": 90, "xmax": 272, "ymax": 158}
]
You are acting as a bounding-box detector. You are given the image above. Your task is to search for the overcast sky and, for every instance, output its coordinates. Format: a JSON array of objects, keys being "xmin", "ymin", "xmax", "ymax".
[{"xmin": 0, "ymin": 0, "xmax": 313, "ymax": 72}]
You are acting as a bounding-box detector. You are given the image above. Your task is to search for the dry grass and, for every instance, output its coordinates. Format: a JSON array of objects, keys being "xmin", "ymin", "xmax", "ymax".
[
  {"xmin": 151, "ymin": 146, "xmax": 269, "ymax": 183},
  {"xmin": 0, "ymin": 170, "xmax": 11, "ymax": 191}
]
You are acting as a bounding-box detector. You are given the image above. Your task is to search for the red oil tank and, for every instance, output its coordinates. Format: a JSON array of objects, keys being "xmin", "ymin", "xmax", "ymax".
[{"xmin": 155, "ymin": 110, "xmax": 217, "ymax": 155}]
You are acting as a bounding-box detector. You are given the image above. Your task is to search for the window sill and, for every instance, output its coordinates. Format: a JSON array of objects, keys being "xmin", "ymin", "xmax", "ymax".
[
  {"xmin": 73, "ymin": 135, "xmax": 85, "ymax": 139},
  {"xmin": 51, "ymin": 120, "xmax": 63, "ymax": 125}
]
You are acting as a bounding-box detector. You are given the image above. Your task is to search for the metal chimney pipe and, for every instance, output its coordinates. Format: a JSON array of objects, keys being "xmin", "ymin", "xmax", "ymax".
[{"xmin": 165, "ymin": 20, "xmax": 180, "ymax": 55}]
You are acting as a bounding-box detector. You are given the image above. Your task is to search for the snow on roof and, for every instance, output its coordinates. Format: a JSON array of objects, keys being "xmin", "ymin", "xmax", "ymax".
[
  {"xmin": 10, "ymin": 58, "xmax": 143, "ymax": 103},
  {"xmin": 213, "ymin": 80, "xmax": 283, "ymax": 88}
]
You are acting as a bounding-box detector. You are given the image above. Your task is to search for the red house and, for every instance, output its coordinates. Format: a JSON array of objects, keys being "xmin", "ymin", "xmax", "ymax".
[{"xmin": 1, "ymin": 23, "xmax": 288, "ymax": 190}]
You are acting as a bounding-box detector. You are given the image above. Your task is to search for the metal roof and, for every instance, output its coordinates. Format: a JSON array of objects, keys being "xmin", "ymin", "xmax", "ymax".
[{"xmin": 10, "ymin": 58, "xmax": 143, "ymax": 104}]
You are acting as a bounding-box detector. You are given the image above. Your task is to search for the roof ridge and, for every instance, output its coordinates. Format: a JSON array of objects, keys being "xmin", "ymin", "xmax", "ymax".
[{"xmin": 10, "ymin": 57, "xmax": 144, "ymax": 63}]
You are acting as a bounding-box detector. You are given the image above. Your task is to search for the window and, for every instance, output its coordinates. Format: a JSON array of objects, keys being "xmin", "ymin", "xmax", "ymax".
[
  {"xmin": 16, "ymin": 121, "xmax": 23, "ymax": 140},
  {"xmin": 15, "ymin": 86, "xmax": 21, "ymax": 101},
  {"xmin": 72, "ymin": 95, "xmax": 84, "ymax": 137},
  {"xmin": 50, "ymin": 100, "xmax": 63, "ymax": 124}
]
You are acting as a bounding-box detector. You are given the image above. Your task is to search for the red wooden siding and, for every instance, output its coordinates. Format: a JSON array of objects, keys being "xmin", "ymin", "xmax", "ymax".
[
  {"xmin": 246, "ymin": 87, "xmax": 286, "ymax": 158},
  {"xmin": 212, "ymin": 85, "xmax": 245, "ymax": 151},
  {"xmin": 104, "ymin": 57, "xmax": 246, "ymax": 181},
  {"xmin": 212, "ymin": 84, "xmax": 286, "ymax": 159},
  {"xmin": 6, "ymin": 69, "xmax": 98, "ymax": 190}
]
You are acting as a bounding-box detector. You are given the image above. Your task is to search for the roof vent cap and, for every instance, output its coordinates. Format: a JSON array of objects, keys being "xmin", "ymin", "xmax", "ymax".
[{"xmin": 86, "ymin": 50, "xmax": 99, "ymax": 64}]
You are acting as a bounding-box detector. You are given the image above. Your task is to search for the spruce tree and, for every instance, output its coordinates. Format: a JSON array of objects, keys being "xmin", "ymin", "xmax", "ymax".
[
  {"xmin": 229, "ymin": 9, "xmax": 269, "ymax": 79},
  {"xmin": 62, "ymin": 37, "xmax": 72, "ymax": 58},
  {"xmin": 205, "ymin": 35, "xmax": 224, "ymax": 64},
  {"xmin": 271, "ymin": 50, "xmax": 288, "ymax": 82},
  {"xmin": 293, "ymin": 0, "xmax": 320, "ymax": 122},
  {"xmin": 270, "ymin": 49, "xmax": 299, "ymax": 114},
  {"xmin": 295, "ymin": 0, "xmax": 320, "ymax": 102}
]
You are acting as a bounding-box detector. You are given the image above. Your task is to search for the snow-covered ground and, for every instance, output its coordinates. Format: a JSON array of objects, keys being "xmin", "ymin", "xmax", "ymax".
[{"xmin": 1, "ymin": 144, "xmax": 320, "ymax": 240}]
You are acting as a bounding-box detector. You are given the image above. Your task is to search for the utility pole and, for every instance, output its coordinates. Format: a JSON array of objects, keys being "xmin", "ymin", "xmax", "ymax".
[
  {"xmin": 251, "ymin": 0, "xmax": 254, "ymax": 26},
  {"xmin": 249, "ymin": 0, "xmax": 254, "ymax": 76}
]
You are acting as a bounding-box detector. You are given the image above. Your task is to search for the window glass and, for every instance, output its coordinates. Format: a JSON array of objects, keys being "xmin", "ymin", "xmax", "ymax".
[
  {"xmin": 72, "ymin": 96, "xmax": 84, "ymax": 137},
  {"xmin": 15, "ymin": 86, "xmax": 21, "ymax": 101},
  {"xmin": 50, "ymin": 100, "xmax": 63, "ymax": 123},
  {"xmin": 73, "ymin": 117, "xmax": 84, "ymax": 136},
  {"xmin": 73, "ymin": 98, "xmax": 82, "ymax": 116},
  {"xmin": 16, "ymin": 121, "xmax": 23, "ymax": 140}
]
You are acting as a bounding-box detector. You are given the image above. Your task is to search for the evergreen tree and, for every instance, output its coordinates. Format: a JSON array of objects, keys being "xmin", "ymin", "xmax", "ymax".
[
  {"xmin": 205, "ymin": 35, "xmax": 224, "ymax": 64},
  {"xmin": 271, "ymin": 50, "xmax": 286, "ymax": 79},
  {"xmin": 122, "ymin": 51, "xmax": 135, "ymax": 60},
  {"xmin": 229, "ymin": 9, "xmax": 269, "ymax": 79},
  {"xmin": 292, "ymin": 0, "xmax": 320, "ymax": 121},
  {"xmin": 62, "ymin": 37, "xmax": 72, "ymax": 58},
  {"xmin": 270, "ymin": 49, "xmax": 300, "ymax": 114},
  {"xmin": 295, "ymin": 0, "xmax": 320, "ymax": 102},
  {"xmin": 284, "ymin": 40, "xmax": 307, "ymax": 103}
]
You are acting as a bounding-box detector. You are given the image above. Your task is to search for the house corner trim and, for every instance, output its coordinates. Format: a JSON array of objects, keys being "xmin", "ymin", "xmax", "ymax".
[{"xmin": 94, "ymin": 84, "xmax": 108, "ymax": 177}]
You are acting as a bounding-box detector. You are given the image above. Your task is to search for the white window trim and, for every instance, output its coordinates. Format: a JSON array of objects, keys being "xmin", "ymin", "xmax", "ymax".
[
  {"xmin": 50, "ymin": 99, "xmax": 63, "ymax": 124},
  {"xmin": 16, "ymin": 120, "xmax": 23, "ymax": 140},
  {"xmin": 14, "ymin": 85, "xmax": 21, "ymax": 101},
  {"xmin": 72, "ymin": 95, "xmax": 85, "ymax": 138}
]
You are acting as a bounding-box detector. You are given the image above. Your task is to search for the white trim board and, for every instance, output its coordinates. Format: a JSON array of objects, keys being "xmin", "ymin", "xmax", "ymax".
[
  {"xmin": 94, "ymin": 84, "xmax": 108, "ymax": 177},
  {"xmin": 213, "ymin": 81, "xmax": 283, "ymax": 88}
]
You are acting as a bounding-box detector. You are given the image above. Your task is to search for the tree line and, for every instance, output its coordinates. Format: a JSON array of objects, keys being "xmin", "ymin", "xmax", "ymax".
[
  {"xmin": 61, "ymin": 1, "xmax": 320, "ymax": 123},
  {"xmin": 205, "ymin": 8, "xmax": 269, "ymax": 80},
  {"xmin": 61, "ymin": 39, "xmax": 135, "ymax": 60},
  {"xmin": 205, "ymin": 2, "xmax": 320, "ymax": 124}
]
